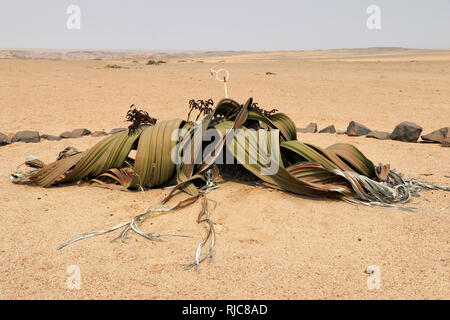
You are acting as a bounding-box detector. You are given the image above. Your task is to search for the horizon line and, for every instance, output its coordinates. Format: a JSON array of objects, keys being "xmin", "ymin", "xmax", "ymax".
[{"xmin": 2, "ymin": 46, "xmax": 450, "ymax": 52}]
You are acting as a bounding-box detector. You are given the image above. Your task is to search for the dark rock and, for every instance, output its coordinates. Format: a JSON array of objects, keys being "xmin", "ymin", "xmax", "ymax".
[
  {"xmin": 59, "ymin": 131, "xmax": 72, "ymax": 139},
  {"xmin": 60, "ymin": 128, "xmax": 91, "ymax": 139},
  {"xmin": 319, "ymin": 125, "xmax": 336, "ymax": 133},
  {"xmin": 366, "ymin": 131, "xmax": 391, "ymax": 140},
  {"xmin": 442, "ymin": 137, "xmax": 450, "ymax": 148},
  {"xmin": 71, "ymin": 128, "xmax": 91, "ymax": 138},
  {"xmin": 421, "ymin": 127, "xmax": 449, "ymax": 144},
  {"xmin": 296, "ymin": 122, "xmax": 317, "ymax": 133},
  {"xmin": 41, "ymin": 134, "xmax": 62, "ymax": 141},
  {"xmin": 91, "ymin": 131, "xmax": 108, "ymax": 137},
  {"xmin": 12, "ymin": 131, "xmax": 40, "ymax": 143},
  {"xmin": 305, "ymin": 122, "xmax": 318, "ymax": 133},
  {"xmin": 109, "ymin": 128, "xmax": 127, "ymax": 135},
  {"xmin": 390, "ymin": 121, "xmax": 422, "ymax": 142},
  {"xmin": 0, "ymin": 132, "xmax": 11, "ymax": 145},
  {"xmin": 346, "ymin": 121, "xmax": 371, "ymax": 136}
]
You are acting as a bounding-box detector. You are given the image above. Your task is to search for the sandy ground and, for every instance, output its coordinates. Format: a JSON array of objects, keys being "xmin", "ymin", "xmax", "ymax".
[{"xmin": 0, "ymin": 49, "xmax": 449, "ymax": 299}]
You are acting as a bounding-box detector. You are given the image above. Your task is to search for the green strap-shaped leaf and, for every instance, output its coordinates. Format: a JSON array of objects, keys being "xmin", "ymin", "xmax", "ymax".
[
  {"xmin": 326, "ymin": 143, "xmax": 376, "ymax": 178},
  {"xmin": 30, "ymin": 152, "xmax": 84, "ymax": 187},
  {"xmin": 268, "ymin": 113, "xmax": 297, "ymax": 141},
  {"xmin": 280, "ymin": 140, "xmax": 339, "ymax": 169},
  {"xmin": 214, "ymin": 121, "xmax": 352, "ymax": 198},
  {"xmin": 131, "ymin": 119, "xmax": 183, "ymax": 188},
  {"xmin": 176, "ymin": 97, "xmax": 251, "ymax": 195},
  {"xmin": 62, "ymin": 127, "xmax": 145, "ymax": 182}
]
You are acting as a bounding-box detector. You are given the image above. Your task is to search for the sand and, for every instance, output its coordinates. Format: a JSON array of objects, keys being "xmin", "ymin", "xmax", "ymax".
[{"xmin": 0, "ymin": 49, "xmax": 449, "ymax": 299}]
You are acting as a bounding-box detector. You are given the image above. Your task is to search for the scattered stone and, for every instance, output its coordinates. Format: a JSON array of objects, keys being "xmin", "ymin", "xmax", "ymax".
[
  {"xmin": 0, "ymin": 132, "xmax": 11, "ymax": 145},
  {"xmin": 71, "ymin": 128, "xmax": 91, "ymax": 138},
  {"xmin": 41, "ymin": 134, "xmax": 62, "ymax": 141},
  {"xmin": 296, "ymin": 122, "xmax": 317, "ymax": 133},
  {"xmin": 265, "ymin": 72, "xmax": 276, "ymax": 75},
  {"xmin": 390, "ymin": 121, "xmax": 422, "ymax": 142},
  {"xmin": 60, "ymin": 128, "xmax": 91, "ymax": 139},
  {"xmin": 305, "ymin": 122, "xmax": 318, "ymax": 133},
  {"xmin": 319, "ymin": 125, "xmax": 336, "ymax": 133},
  {"xmin": 346, "ymin": 121, "xmax": 371, "ymax": 136},
  {"xmin": 442, "ymin": 137, "xmax": 450, "ymax": 148},
  {"xmin": 59, "ymin": 131, "xmax": 72, "ymax": 139},
  {"xmin": 421, "ymin": 127, "xmax": 449, "ymax": 144},
  {"xmin": 109, "ymin": 128, "xmax": 127, "ymax": 134},
  {"xmin": 91, "ymin": 130, "xmax": 108, "ymax": 137},
  {"xmin": 12, "ymin": 131, "xmax": 40, "ymax": 143},
  {"xmin": 366, "ymin": 131, "xmax": 391, "ymax": 140}
]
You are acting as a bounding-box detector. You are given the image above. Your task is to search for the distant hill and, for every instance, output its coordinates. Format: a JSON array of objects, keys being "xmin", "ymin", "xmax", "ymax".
[
  {"xmin": 0, "ymin": 48, "xmax": 254, "ymax": 60},
  {"xmin": 0, "ymin": 47, "xmax": 448, "ymax": 61}
]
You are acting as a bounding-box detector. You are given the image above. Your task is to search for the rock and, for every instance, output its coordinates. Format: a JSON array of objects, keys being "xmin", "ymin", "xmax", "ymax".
[
  {"xmin": 60, "ymin": 128, "xmax": 91, "ymax": 139},
  {"xmin": 109, "ymin": 128, "xmax": 127, "ymax": 134},
  {"xmin": 336, "ymin": 129, "xmax": 346, "ymax": 135},
  {"xmin": 71, "ymin": 128, "xmax": 91, "ymax": 138},
  {"xmin": 390, "ymin": 121, "xmax": 422, "ymax": 142},
  {"xmin": 421, "ymin": 127, "xmax": 449, "ymax": 144},
  {"xmin": 442, "ymin": 137, "xmax": 450, "ymax": 148},
  {"xmin": 366, "ymin": 131, "xmax": 391, "ymax": 140},
  {"xmin": 305, "ymin": 123, "xmax": 318, "ymax": 133},
  {"xmin": 91, "ymin": 131, "xmax": 108, "ymax": 137},
  {"xmin": 59, "ymin": 131, "xmax": 72, "ymax": 139},
  {"xmin": 0, "ymin": 132, "xmax": 11, "ymax": 145},
  {"xmin": 346, "ymin": 121, "xmax": 371, "ymax": 136},
  {"xmin": 12, "ymin": 131, "xmax": 40, "ymax": 143},
  {"xmin": 41, "ymin": 134, "xmax": 62, "ymax": 141},
  {"xmin": 319, "ymin": 125, "xmax": 336, "ymax": 133},
  {"xmin": 296, "ymin": 122, "xmax": 317, "ymax": 133}
]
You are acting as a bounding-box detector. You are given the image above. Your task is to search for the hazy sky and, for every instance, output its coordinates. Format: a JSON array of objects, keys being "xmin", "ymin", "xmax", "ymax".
[{"xmin": 1, "ymin": 0, "xmax": 449, "ymax": 50}]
